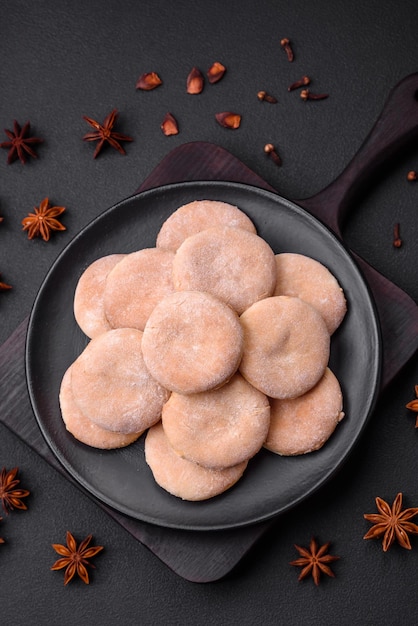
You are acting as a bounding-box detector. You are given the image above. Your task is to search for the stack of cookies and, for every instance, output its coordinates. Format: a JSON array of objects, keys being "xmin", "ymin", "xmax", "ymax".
[{"xmin": 59, "ymin": 200, "xmax": 346, "ymax": 501}]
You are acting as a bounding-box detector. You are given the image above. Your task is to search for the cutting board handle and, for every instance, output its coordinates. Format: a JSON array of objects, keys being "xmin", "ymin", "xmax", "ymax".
[{"xmin": 297, "ymin": 73, "xmax": 418, "ymax": 234}]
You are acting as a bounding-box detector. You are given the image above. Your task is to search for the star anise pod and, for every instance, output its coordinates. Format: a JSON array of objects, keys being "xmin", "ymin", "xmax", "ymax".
[
  {"xmin": 51, "ymin": 531, "xmax": 104, "ymax": 585},
  {"xmin": 363, "ymin": 492, "xmax": 418, "ymax": 551},
  {"xmin": 406, "ymin": 385, "xmax": 418, "ymax": 427},
  {"xmin": 0, "ymin": 467, "xmax": 30, "ymax": 514},
  {"xmin": 21, "ymin": 197, "xmax": 66, "ymax": 242},
  {"xmin": 0, "ymin": 120, "xmax": 43, "ymax": 164},
  {"xmin": 82, "ymin": 109, "xmax": 133, "ymax": 158},
  {"xmin": 290, "ymin": 537, "xmax": 340, "ymax": 585}
]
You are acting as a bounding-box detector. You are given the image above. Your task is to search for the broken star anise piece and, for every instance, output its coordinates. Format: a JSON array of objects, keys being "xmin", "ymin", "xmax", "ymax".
[
  {"xmin": 215, "ymin": 112, "xmax": 241, "ymax": 129},
  {"xmin": 161, "ymin": 112, "xmax": 179, "ymax": 136},
  {"xmin": 290, "ymin": 537, "xmax": 339, "ymax": 585},
  {"xmin": 364, "ymin": 492, "xmax": 418, "ymax": 551},
  {"xmin": 51, "ymin": 531, "xmax": 104, "ymax": 585},
  {"xmin": 0, "ymin": 467, "xmax": 30, "ymax": 514},
  {"xmin": 406, "ymin": 385, "xmax": 418, "ymax": 426},
  {"xmin": 22, "ymin": 197, "xmax": 66, "ymax": 242},
  {"xmin": 82, "ymin": 109, "xmax": 133, "ymax": 158},
  {"xmin": 0, "ymin": 273, "xmax": 12, "ymax": 291},
  {"xmin": 135, "ymin": 71, "xmax": 162, "ymax": 90},
  {"xmin": 0, "ymin": 120, "xmax": 44, "ymax": 164}
]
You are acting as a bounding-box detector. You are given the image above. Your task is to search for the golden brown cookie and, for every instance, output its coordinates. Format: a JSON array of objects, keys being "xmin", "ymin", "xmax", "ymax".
[
  {"xmin": 156, "ymin": 199, "xmax": 256, "ymax": 251},
  {"xmin": 162, "ymin": 373, "xmax": 270, "ymax": 469},
  {"xmin": 172, "ymin": 226, "xmax": 277, "ymax": 314},
  {"xmin": 273, "ymin": 253, "xmax": 347, "ymax": 334},
  {"xmin": 142, "ymin": 290, "xmax": 243, "ymax": 394},
  {"xmin": 59, "ymin": 366, "xmax": 142, "ymax": 449},
  {"xmin": 103, "ymin": 248, "xmax": 175, "ymax": 331},
  {"xmin": 239, "ymin": 296, "xmax": 330, "ymax": 399},
  {"xmin": 145, "ymin": 422, "xmax": 248, "ymax": 501},
  {"xmin": 73, "ymin": 254, "xmax": 126, "ymax": 338},
  {"xmin": 264, "ymin": 368, "xmax": 345, "ymax": 455},
  {"xmin": 71, "ymin": 328, "xmax": 170, "ymax": 433}
]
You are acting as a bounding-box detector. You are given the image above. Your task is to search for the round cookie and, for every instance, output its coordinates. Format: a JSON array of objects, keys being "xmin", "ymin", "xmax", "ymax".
[
  {"xmin": 73, "ymin": 254, "xmax": 126, "ymax": 338},
  {"xmin": 264, "ymin": 368, "xmax": 345, "ymax": 455},
  {"xmin": 162, "ymin": 373, "xmax": 271, "ymax": 469},
  {"xmin": 156, "ymin": 199, "xmax": 256, "ymax": 251},
  {"xmin": 142, "ymin": 290, "xmax": 243, "ymax": 394},
  {"xmin": 172, "ymin": 226, "xmax": 277, "ymax": 314},
  {"xmin": 145, "ymin": 422, "xmax": 248, "ymax": 501},
  {"xmin": 273, "ymin": 253, "xmax": 347, "ymax": 334},
  {"xmin": 71, "ymin": 328, "xmax": 170, "ymax": 434},
  {"xmin": 239, "ymin": 296, "xmax": 330, "ymax": 399},
  {"xmin": 59, "ymin": 366, "xmax": 142, "ymax": 449},
  {"xmin": 104, "ymin": 248, "xmax": 175, "ymax": 331}
]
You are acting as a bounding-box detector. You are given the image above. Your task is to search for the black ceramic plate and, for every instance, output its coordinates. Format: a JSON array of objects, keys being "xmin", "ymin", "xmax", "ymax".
[{"xmin": 26, "ymin": 181, "xmax": 381, "ymax": 531}]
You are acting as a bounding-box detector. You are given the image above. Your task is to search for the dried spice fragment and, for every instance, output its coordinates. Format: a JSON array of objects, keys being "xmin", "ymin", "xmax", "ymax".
[
  {"xmin": 207, "ymin": 62, "xmax": 226, "ymax": 84},
  {"xmin": 288, "ymin": 76, "xmax": 311, "ymax": 91},
  {"xmin": 0, "ymin": 273, "xmax": 12, "ymax": 291},
  {"xmin": 393, "ymin": 223, "xmax": 402, "ymax": 248},
  {"xmin": 0, "ymin": 467, "xmax": 30, "ymax": 514},
  {"xmin": 363, "ymin": 492, "xmax": 418, "ymax": 551},
  {"xmin": 0, "ymin": 120, "xmax": 43, "ymax": 164},
  {"xmin": 136, "ymin": 72, "xmax": 163, "ymax": 90},
  {"xmin": 264, "ymin": 143, "xmax": 282, "ymax": 166},
  {"xmin": 290, "ymin": 538, "xmax": 339, "ymax": 585},
  {"xmin": 280, "ymin": 38, "xmax": 294, "ymax": 62},
  {"xmin": 300, "ymin": 89, "xmax": 329, "ymax": 101},
  {"xmin": 257, "ymin": 91, "xmax": 278, "ymax": 103},
  {"xmin": 22, "ymin": 197, "xmax": 66, "ymax": 242},
  {"xmin": 406, "ymin": 385, "xmax": 418, "ymax": 427},
  {"xmin": 215, "ymin": 112, "xmax": 241, "ymax": 129},
  {"xmin": 51, "ymin": 531, "xmax": 103, "ymax": 585},
  {"xmin": 407, "ymin": 170, "xmax": 417, "ymax": 181},
  {"xmin": 187, "ymin": 67, "xmax": 204, "ymax": 94},
  {"xmin": 82, "ymin": 109, "xmax": 133, "ymax": 158},
  {"xmin": 161, "ymin": 112, "xmax": 179, "ymax": 136},
  {"xmin": 0, "ymin": 517, "xmax": 4, "ymax": 544}
]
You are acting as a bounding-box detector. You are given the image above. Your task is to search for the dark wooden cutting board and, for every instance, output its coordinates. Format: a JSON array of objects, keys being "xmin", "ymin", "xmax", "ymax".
[{"xmin": 1, "ymin": 73, "xmax": 418, "ymax": 583}]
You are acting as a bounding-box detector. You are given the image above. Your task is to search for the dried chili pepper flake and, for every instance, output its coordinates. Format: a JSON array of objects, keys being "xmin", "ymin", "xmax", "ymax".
[
  {"xmin": 186, "ymin": 67, "xmax": 204, "ymax": 94},
  {"xmin": 215, "ymin": 112, "xmax": 241, "ymax": 129},
  {"xmin": 135, "ymin": 72, "xmax": 163, "ymax": 90},
  {"xmin": 207, "ymin": 62, "xmax": 226, "ymax": 84},
  {"xmin": 22, "ymin": 197, "xmax": 66, "ymax": 242},
  {"xmin": 407, "ymin": 170, "xmax": 417, "ymax": 181},
  {"xmin": 0, "ymin": 120, "xmax": 43, "ymax": 164},
  {"xmin": 51, "ymin": 531, "xmax": 103, "ymax": 585},
  {"xmin": 161, "ymin": 112, "xmax": 179, "ymax": 136}
]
